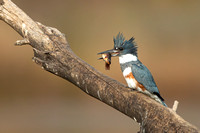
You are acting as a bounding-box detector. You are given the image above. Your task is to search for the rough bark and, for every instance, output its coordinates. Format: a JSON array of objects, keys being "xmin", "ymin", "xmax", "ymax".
[{"xmin": 0, "ymin": 0, "xmax": 199, "ymax": 132}]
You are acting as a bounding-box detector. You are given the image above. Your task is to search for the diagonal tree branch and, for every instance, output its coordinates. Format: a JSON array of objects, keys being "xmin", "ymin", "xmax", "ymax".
[{"xmin": 0, "ymin": 0, "xmax": 199, "ymax": 132}]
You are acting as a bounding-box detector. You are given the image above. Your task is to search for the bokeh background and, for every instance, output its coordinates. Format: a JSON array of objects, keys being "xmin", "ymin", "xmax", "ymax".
[{"xmin": 0, "ymin": 0, "xmax": 200, "ymax": 132}]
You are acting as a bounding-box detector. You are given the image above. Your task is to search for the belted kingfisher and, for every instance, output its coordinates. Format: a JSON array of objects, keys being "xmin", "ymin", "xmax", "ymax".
[{"xmin": 98, "ymin": 33, "xmax": 167, "ymax": 106}]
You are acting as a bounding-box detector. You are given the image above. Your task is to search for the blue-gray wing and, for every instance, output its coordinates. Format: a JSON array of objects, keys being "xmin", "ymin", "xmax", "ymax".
[{"xmin": 131, "ymin": 62, "xmax": 160, "ymax": 94}]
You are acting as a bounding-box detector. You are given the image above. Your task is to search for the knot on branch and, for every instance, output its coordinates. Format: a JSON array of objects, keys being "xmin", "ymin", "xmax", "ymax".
[
  {"xmin": 32, "ymin": 48, "xmax": 60, "ymax": 75},
  {"xmin": 36, "ymin": 22, "xmax": 69, "ymax": 50}
]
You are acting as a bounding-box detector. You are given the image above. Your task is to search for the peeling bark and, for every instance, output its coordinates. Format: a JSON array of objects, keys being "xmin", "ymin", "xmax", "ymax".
[{"xmin": 0, "ymin": 0, "xmax": 199, "ymax": 132}]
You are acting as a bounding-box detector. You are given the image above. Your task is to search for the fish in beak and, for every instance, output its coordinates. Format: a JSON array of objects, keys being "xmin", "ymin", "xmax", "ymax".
[{"xmin": 97, "ymin": 49, "xmax": 119, "ymax": 70}]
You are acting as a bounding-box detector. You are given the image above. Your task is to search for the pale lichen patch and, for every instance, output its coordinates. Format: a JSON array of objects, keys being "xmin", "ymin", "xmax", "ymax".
[
  {"xmin": 133, "ymin": 117, "xmax": 137, "ymax": 122},
  {"xmin": 71, "ymin": 73, "xmax": 74, "ymax": 78},
  {"xmin": 97, "ymin": 90, "xmax": 102, "ymax": 101},
  {"xmin": 85, "ymin": 87, "xmax": 89, "ymax": 94},
  {"xmin": 22, "ymin": 23, "xmax": 28, "ymax": 38}
]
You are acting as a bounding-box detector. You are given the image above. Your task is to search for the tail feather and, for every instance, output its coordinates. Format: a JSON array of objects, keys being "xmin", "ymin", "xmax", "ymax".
[
  {"xmin": 161, "ymin": 100, "xmax": 167, "ymax": 107},
  {"xmin": 133, "ymin": 88, "xmax": 167, "ymax": 107},
  {"xmin": 153, "ymin": 92, "xmax": 167, "ymax": 107},
  {"xmin": 143, "ymin": 91, "xmax": 167, "ymax": 107}
]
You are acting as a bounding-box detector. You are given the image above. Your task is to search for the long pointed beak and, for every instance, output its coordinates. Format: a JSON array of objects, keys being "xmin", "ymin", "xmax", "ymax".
[{"xmin": 97, "ymin": 49, "xmax": 119, "ymax": 57}]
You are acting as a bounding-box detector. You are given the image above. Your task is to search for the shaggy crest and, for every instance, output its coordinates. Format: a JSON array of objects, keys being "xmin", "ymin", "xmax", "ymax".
[
  {"xmin": 113, "ymin": 32, "xmax": 138, "ymax": 56},
  {"xmin": 113, "ymin": 32, "xmax": 125, "ymax": 48}
]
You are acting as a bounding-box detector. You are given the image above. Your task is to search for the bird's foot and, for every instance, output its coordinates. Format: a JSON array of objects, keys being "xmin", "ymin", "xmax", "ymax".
[
  {"xmin": 130, "ymin": 88, "xmax": 136, "ymax": 91},
  {"xmin": 124, "ymin": 86, "xmax": 135, "ymax": 91}
]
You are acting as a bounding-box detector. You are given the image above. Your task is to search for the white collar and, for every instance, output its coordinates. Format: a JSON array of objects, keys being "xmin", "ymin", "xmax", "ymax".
[{"xmin": 119, "ymin": 54, "xmax": 138, "ymax": 64}]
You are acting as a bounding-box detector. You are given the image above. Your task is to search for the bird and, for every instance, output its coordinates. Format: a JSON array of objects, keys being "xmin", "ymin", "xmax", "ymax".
[{"xmin": 98, "ymin": 32, "xmax": 167, "ymax": 106}]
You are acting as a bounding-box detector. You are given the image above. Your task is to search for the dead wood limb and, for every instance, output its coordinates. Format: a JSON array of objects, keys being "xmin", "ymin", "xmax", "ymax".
[{"xmin": 0, "ymin": 0, "xmax": 199, "ymax": 132}]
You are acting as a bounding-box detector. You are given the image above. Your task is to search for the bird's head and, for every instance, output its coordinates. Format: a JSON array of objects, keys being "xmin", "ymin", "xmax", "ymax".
[{"xmin": 98, "ymin": 32, "xmax": 138, "ymax": 57}]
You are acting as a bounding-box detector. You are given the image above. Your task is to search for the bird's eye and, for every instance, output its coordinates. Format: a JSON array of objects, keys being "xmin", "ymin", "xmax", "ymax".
[{"xmin": 119, "ymin": 47, "xmax": 123, "ymax": 50}]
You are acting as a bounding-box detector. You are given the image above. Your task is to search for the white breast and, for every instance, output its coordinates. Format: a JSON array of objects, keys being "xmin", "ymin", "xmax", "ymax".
[{"xmin": 119, "ymin": 54, "xmax": 137, "ymax": 64}]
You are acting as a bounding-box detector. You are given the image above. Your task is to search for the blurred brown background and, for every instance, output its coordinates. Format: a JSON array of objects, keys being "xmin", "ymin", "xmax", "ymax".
[{"xmin": 0, "ymin": 0, "xmax": 200, "ymax": 132}]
